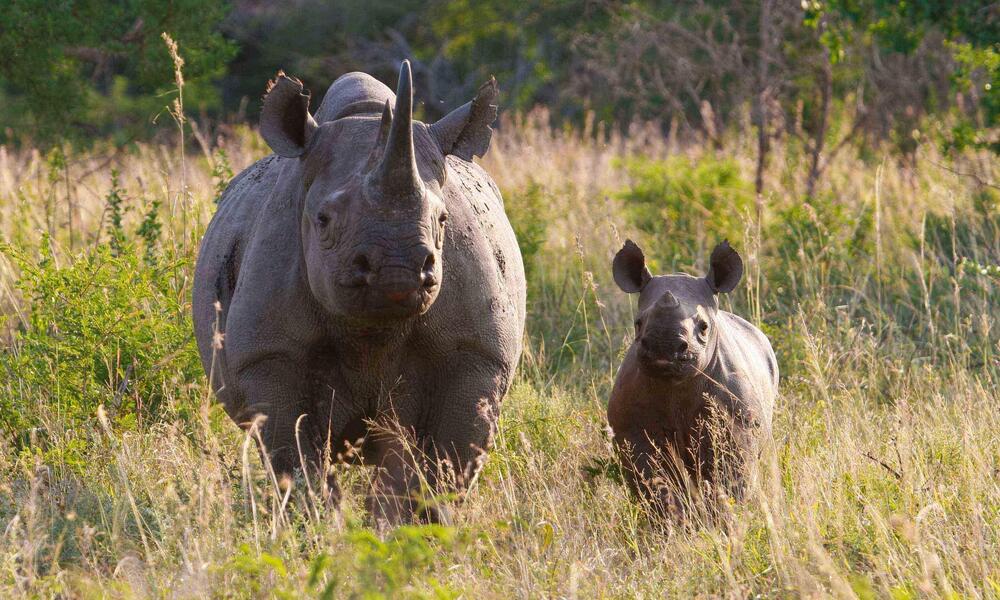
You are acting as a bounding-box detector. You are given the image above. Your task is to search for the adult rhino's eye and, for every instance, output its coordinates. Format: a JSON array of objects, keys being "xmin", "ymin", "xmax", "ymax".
[
  {"xmin": 317, "ymin": 213, "xmax": 331, "ymax": 228},
  {"xmin": 634, "ymin": 318, "xmax": 642, "ymax": 329},
  {"xmin": 699, "ymin": 321, "xmax": 709, "ymax": 333},
  {"xmin": 438, "ymin": 212, "xmax": 448, "ymax": 226}
]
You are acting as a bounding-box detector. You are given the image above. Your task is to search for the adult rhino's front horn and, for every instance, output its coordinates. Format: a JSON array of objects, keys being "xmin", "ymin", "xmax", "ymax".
[{"xmin": 365, "ymin": 60, "xmax": 424, "ymax": 204}]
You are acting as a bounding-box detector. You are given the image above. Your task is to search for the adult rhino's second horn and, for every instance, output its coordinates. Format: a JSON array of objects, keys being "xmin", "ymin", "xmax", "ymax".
[{"xmin": 366, "ymin": 60, "xmax": 423, "ymax": 202}]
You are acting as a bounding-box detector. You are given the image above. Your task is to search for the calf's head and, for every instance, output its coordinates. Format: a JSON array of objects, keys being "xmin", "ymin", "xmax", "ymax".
[
  {"xmin": 613, "ymin": 239, "xmax": 744, "ymax": 381},
  {"xmin": 258, "ymin": 61, "xmax": 496, "ymax": 321}
]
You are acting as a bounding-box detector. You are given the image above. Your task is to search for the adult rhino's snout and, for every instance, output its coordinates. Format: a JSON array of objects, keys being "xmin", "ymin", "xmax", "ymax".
[{"xmin": 349, "ymin": 244, "xmax": 439, "ymax": 306}]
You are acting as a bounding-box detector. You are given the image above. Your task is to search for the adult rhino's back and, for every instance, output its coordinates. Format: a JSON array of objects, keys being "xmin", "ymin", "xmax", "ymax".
[{"xmin": 192, "ymin": 154, "xmax": 282, "ymax": 388}]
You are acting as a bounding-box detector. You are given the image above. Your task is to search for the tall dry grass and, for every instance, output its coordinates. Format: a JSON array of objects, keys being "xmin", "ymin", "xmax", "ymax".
[{"xmin": 0, "ymin": 102, "xmax": 997, "ymax": 598}]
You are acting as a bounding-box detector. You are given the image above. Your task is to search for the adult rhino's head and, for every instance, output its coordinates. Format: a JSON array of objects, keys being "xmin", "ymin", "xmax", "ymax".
[
  {"xmin": 613, "ymin": 239, "xmax": 744, "ymax": 381},
  {"xmin": 258, "ymin": 61, "xmax": 497, "ymax": 321}
]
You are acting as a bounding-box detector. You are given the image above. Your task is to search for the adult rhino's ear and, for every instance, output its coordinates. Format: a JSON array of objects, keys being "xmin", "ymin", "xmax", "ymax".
[
  {"xmin": 260, "ymin": 72, "xmax": 319, "ymax": 158},
  {"xmin": 429, "ymin": 77, "xmax": 498, "ymax": 161},
  {"xmin": 613, "ymin": 239, "xmax": 652, "ymax": 293},
  {"xmin": 706, "ymin": 240, "xmax": 744, "ymax": 294}
]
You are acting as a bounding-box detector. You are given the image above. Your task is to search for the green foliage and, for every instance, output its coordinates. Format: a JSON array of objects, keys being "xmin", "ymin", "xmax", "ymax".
[
  {"xmin": 340, "ymin": 524, "xmax": 463, "ymax": 598},
  {"xmin": 948, "ymin": 40, "xmax": 999, "ymax": 153},
  {"xmin": 222, "ymin": 0, "xmax": 609, "ymax": 121},
  {"xmin": 218, "ymin": 524, "xmax": 464, "ymax": 599},
  {"xmin": 211, "ymin": 148, "xmax": 235, "ymax": 203},
  {"xmin": 809, "ymin": 0, "xmax": 999, "ymax": 154},
  {"xmin": 617, "ymin": 155, "xmax": 753, "ymax": 269},
  {"xmin": 307, "ymin": 524, "xmax": 464, "ymax": 599},
  {"xmin": 0, "ymin": 239, "xmax": 200, "ymax": 465},
  {"xmin": 767, "ymin": 191, "xmax": 874, "ymax": 300},
  {"xmin": 104, "ymin": 170, "xmax": 128, "ymax": 255},
  {"xmin": 503, "ymin": 181, "xmax": 549, "ymax": 282},
  {"xmin": 492, "ymin": 383, "xmax": 572, "ymax": 471},
  {"xmin": 136, "ymin": 199, "xmax": 164, "ymax": 265},
  {"xmin": 224, "ymin": 544, "xmax": 290, "ymax": 598},
  {"xmin": 0, "ymin": 0, "xmax": 235, "ymax": 146}
]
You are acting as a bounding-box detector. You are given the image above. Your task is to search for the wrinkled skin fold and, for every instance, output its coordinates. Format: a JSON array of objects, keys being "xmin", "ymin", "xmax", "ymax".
[
  {"xmin": 608, "ymin": 239, "xmax": 778, "ymax": 518},
  {"xmin": 192, "ymin": 62, "xmax": 526, "ymax": 526}
]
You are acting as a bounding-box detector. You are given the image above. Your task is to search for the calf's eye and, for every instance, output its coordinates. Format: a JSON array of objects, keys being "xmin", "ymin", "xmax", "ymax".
[
  {"xmin": 317, "ymin": 213, "xmax": 331, "ymax": 228},
  {"xmin": 699, "ymin": 321, "xmax": 709, "ymax": 333}
]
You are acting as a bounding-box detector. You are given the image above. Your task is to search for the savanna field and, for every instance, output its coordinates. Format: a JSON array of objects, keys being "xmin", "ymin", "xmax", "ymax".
[{"xmin": 0, "ymin": 102, "xmax": 997, "ymax": 599}]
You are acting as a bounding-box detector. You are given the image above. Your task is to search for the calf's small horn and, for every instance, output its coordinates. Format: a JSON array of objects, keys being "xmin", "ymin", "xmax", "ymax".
[{"xmin": 659, "ymin": 291, "xmax": 680, "ymax": 308}]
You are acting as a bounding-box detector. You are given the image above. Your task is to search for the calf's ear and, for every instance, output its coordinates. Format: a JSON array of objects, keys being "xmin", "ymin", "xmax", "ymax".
[
  {"xmin": 260, "ymin": 72, "xmax": 319, "ymax": 158},
  {"xmin": 429, "ymin": 77, "xmax": 499, "ymax": 161},
  {"xmin": 613, "ymin": 240, "xmax": 652, "ymax": 293},
  {"xmin": 706, "ymin": 240, "xmax": 743, "ymax": 293}
]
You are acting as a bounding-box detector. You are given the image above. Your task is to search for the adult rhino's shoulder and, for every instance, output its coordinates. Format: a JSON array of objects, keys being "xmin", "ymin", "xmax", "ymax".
[
  {"xmin": 218, "ymin": 155, "xmax": 281, "ymax": 207},
  {"xmin": 445, "ymin": 156, "xmax": 504, "ymax": 210}
]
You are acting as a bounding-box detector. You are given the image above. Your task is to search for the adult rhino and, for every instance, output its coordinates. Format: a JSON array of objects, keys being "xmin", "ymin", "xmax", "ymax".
[{"xmin": 193, "ymin": 61, "xmax": 525, "ymax": 525}]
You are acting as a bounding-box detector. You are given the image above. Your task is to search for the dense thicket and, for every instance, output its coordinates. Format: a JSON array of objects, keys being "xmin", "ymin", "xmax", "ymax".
[{"xmin": 1, "ymin": 0, "xmax": 996, "ymax": 162}]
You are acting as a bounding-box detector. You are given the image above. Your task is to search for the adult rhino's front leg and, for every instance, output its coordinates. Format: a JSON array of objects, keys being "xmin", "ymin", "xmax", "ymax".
[
  {"xmin": 419, "ymin": 350, "xmax": 511, "ymax": 514},
  {"xmin": 360, "ymin": 351, "xmax": 506, "ymax": 528},
  {"xmin": 231, "ymin": 356, "xmax": 339, "ymax": 503}
]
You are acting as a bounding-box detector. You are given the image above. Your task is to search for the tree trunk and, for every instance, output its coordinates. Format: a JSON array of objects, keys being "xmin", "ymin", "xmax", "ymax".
[
  {"xmin": 806, "ymin": 54, "xmax": 832, "ymax": 198},
  {"xmin": 754, "ymin": 0, "xmax": 774, "ymax": 196}
]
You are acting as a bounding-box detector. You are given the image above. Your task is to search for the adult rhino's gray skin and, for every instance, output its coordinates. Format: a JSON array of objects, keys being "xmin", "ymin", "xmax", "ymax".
[
  {"xmin": 607, "ymin": 240, "xmax": 777, "ymax": 516},
  {"xmin": 193, "ymin": 62, "xmax": 525, "ymax": 525}
]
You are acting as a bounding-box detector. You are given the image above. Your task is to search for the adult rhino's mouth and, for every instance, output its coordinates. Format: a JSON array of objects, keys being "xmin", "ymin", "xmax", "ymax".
[{"xmin": 337, "ymin": 276, "xmax": 439, "ymax": 321}]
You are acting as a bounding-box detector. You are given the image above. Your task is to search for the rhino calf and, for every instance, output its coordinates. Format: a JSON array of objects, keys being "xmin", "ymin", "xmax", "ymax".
[{"xmin": 607, "ymin": 240, "xmax": 777, "ymax": 516}]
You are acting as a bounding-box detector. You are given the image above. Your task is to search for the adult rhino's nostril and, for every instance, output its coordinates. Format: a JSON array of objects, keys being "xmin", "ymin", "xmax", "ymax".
[
  {"xmin": 421, "ymin": 253, "xmax": 437, "ymax": 287},
  {"xmin": 351, "ymin": 254, "xmax": 373, "ymax": 286}
]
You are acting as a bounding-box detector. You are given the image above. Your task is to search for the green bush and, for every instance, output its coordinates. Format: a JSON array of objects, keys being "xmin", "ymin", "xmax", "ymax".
[
  {"xmin": 0, "ymin": 239, "xmax": 200, "ymax": 467},
  {"xmin": 765, "ymin": 191, "xmax": 874, "ymax": 309},
  {"xmin": 503, "ymin": 180, "xmax": 549, "ymax": 283},
  {"xmin": 295, "ymin": 523, "xmax": 463, "ymax": 599},
  {"xmin": 617, "ymin": 155, "xmax": 753, "ymax": 270}
]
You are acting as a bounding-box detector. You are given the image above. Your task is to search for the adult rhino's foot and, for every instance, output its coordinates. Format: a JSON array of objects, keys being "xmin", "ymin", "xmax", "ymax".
[
  {"xmin": 366, "ymin": 487, "xmax": 454, "ymax": 532},
  {"xmin": 367, "ymin": 491, "xmax": 417, "ymax": 533}
]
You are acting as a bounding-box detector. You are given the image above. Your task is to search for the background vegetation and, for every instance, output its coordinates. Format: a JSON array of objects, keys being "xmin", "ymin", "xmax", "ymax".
[{"xmin": 0, "ymin": 0, "xmax": 998, "ymax": 597}]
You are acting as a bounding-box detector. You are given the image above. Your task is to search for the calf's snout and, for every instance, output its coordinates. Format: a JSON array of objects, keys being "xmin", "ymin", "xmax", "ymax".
[{"xmin": 640, "ymin": 335, "xmax": 691, "ymax": 361}]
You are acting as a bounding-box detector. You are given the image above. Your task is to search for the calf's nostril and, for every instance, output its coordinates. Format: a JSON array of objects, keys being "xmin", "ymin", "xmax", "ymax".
[{"xmin": 676, "ymin": 340, "xmax": 689, "ymax": 354}]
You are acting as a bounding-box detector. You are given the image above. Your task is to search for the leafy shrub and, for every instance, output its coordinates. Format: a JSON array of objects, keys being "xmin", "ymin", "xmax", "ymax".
[
  {"xmin": 104, "ymin": 169, "xmax": 128, "ymax": 255},
  {"xmin": 0, "ymin": 239, "xmax": 201, "ymax": 466},
  {"xmin": 503, "ymin": 180, "xmax": 549, "ymax": 282},
  {"xmin": 765, "ymin": 191, "xmax": 874, "ymax": 307},
  {"xmin": 923, "ymin": 188, "xmax": 1000, "ymax": 267},
  {"xmin": 242, "ymin": 523, "xmax": 465, "ymax": 599},
  {"xmin": 616, "ymin": 155, "xmax": 753, "ymax": 270}
]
